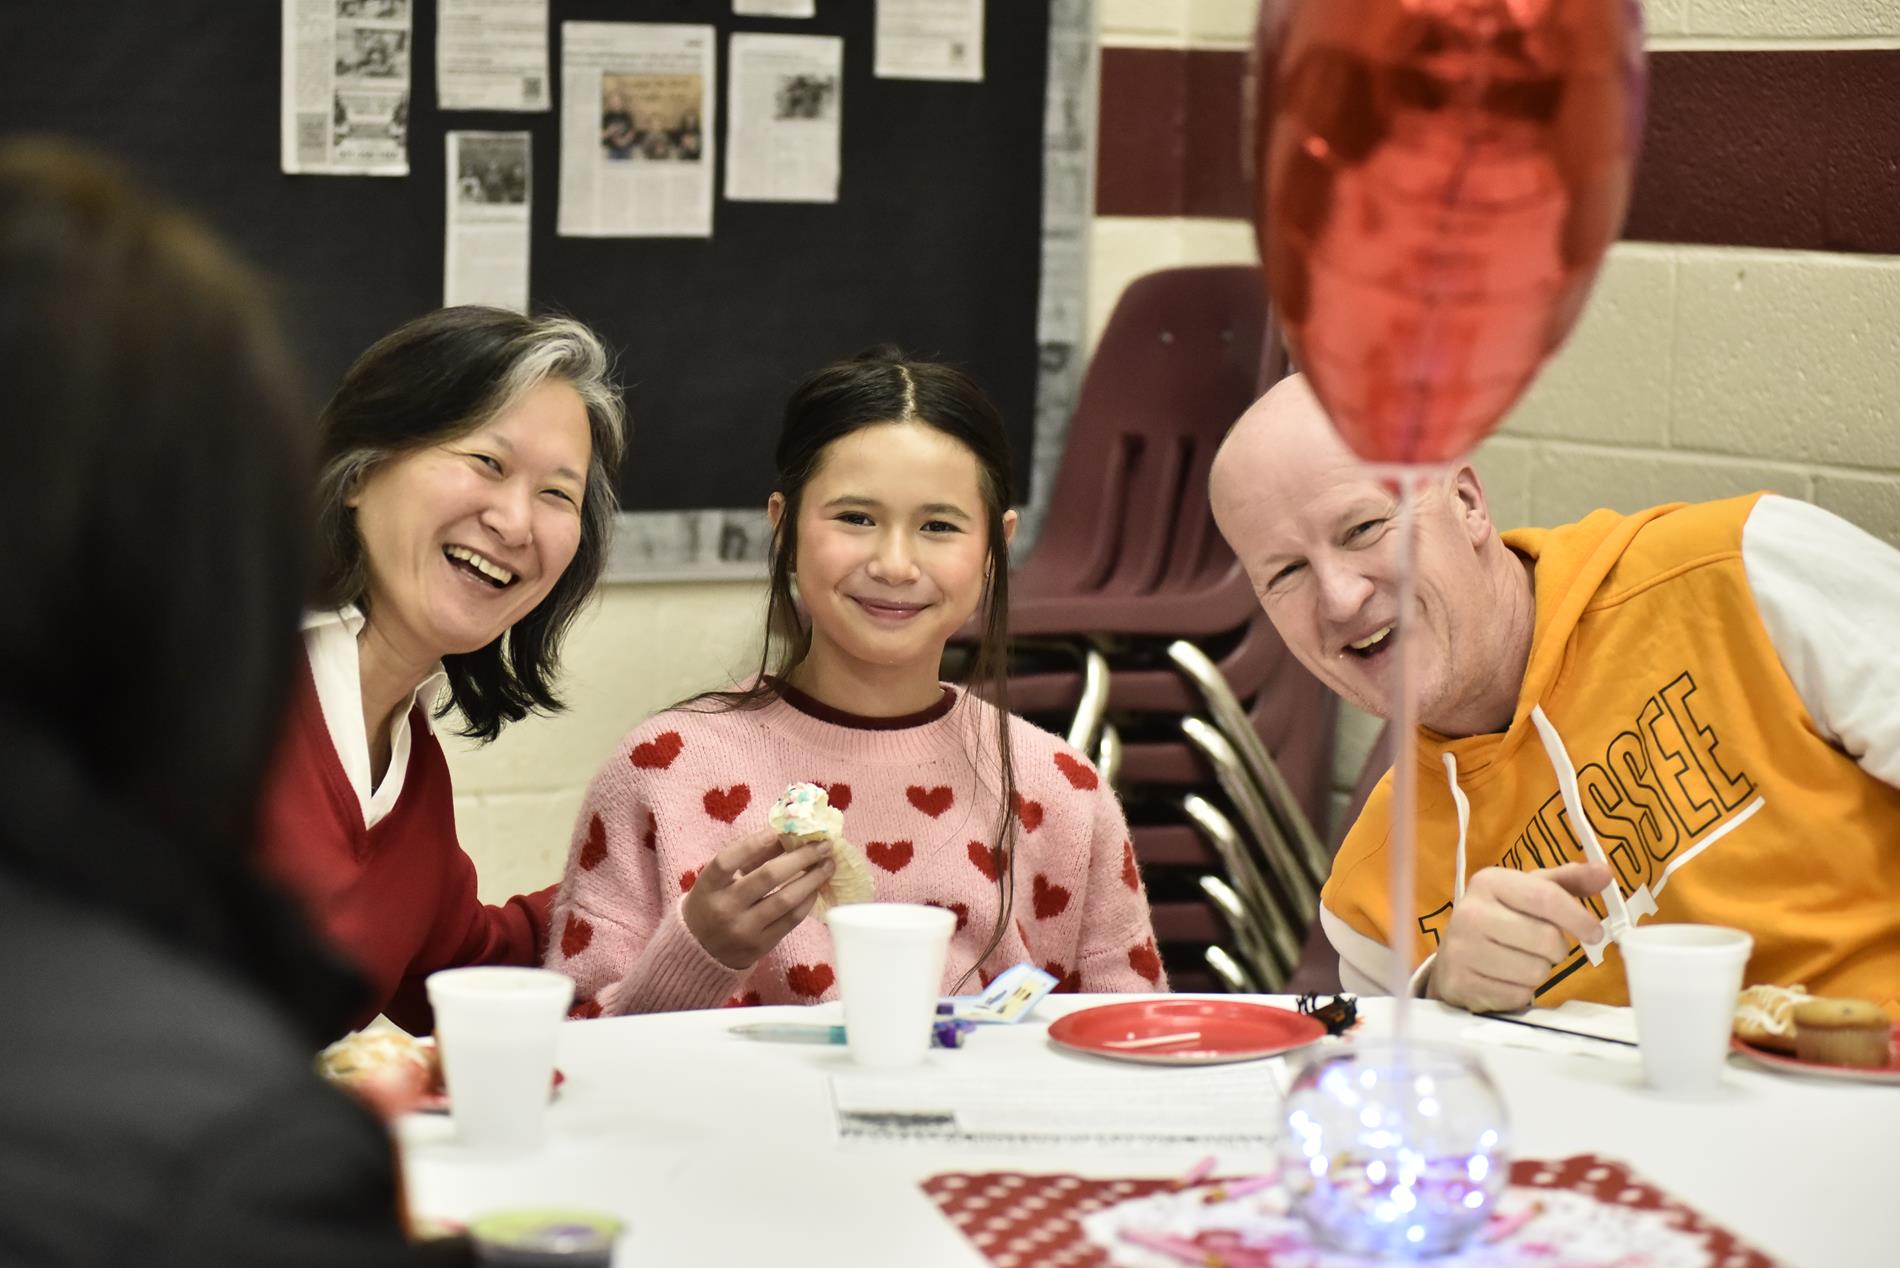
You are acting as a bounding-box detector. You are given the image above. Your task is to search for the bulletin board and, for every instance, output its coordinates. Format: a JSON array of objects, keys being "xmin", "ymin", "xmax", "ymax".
[{"xmin": 0, "ymin": 1, "xmax": 1097, "ymax": 577}]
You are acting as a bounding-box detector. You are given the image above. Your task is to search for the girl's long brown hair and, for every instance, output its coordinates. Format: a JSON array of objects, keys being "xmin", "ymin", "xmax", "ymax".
[{"xmin": 693, "ymin": 346, "xmax": 1019, "ymax": 988}]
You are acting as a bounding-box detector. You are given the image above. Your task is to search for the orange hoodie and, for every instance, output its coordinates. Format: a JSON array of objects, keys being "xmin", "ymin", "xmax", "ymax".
[{"xmin": 1322, "ymin": 494, "xmax": 1900, "ymax": 1014}]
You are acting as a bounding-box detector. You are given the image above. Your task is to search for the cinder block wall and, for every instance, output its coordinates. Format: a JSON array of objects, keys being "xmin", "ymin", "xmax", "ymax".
[{"xmin": 1092, "ymin": 0, "xmax": 1900, "ymax": 831}]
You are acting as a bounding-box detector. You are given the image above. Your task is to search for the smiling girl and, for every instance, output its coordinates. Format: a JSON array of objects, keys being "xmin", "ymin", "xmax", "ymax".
[
  {"xmin": 549, "ymin": 348, "xmax": 1165, "ymax": 1014},
  {"xmin": 259, "ymin": 307, "xmax": 625, "ymax": 1035}
]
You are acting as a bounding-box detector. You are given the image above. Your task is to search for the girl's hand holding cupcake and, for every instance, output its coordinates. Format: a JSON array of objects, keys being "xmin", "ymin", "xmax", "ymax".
[{"xmin": 681, "ymin": 828, "xmax": 836, "ymax": 969}]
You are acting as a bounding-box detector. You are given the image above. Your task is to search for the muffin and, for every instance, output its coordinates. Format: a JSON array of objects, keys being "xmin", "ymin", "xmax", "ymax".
[
  {"xmin": 1790, "ymin": 997, "xmax": 1892, "ymax": 1068},
  {"xmin": 768, "ymin": 782, "xmax": 874, "ymax": 916}
]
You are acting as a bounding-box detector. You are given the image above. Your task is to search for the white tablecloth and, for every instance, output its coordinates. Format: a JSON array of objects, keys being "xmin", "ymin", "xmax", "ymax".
[{"xmin": 398, "ymin": 995, "xmax": 1900, "ymax": 1267}]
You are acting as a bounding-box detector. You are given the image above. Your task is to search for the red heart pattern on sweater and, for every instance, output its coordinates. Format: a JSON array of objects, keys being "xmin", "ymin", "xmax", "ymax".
[
  {"xmin": 1121, "ymin": 840, "xmax": 1140, "ymax": 892},
  {"xmin": 1053, "ymin": 751, "xmax": 1098, "ymax": 790},
  {"xmin": 817, "ymin": 781, "xmax": 852, "ymax": 812},
  {"xmin": 929, "ymin": 900, "xmax": 971, "ymax": 932},
  {"xmin": 630, "ymin": 730, "xmax": 683, "ymax": 770},
  {"xmin": 1011, "ymin": 792, "xmax": 1044, "ymax": 832},
  {"xmin": 560, "ymin": 914, "xmax": 593, "ymax": 958},
  {"xmin": 865, "ymin": 840, "xmax": 914, "ymax": 873},
  {"xmin": 724, "ymin": 991, "xmax": 763, "ymax": 1009},
  {"xmin": 907, "ymin": 785, "xmax": 955, "ymax": 817},
  {"xmin": 643, "ymin": 814, "xmax": 659, "ymax": 851},
  {"xmin": 578, "ymin": 814, "xmax": 607, "ymax": 870},
  {"xmin": 569, "ymin": 998, "xmax": 603, "ymax": 1020},
  {"xmin": 966, "ymin": 839, "xmax": 1001, "ymax": 881},
  {"xmin": 1031, "ymin": 873, "xmax": 1071, "ymax": 919},
  {"xmin": 786, "ymin": 963, "xmax": 835, "ymax": 998},
  {"xmin": 1044, "ymin": 962, "xmax": 1081, "ymax": 993},
  {"xmin": 680, "ymin": 868, "xmax": 699, "ymax": 892},
  {"xmin": 1129, "ymin": 939, "xmax": 1163, "ymax": 985},
  {"xmin": 703, "ymin": 784, "xmax": 751, "ymax": 823}
]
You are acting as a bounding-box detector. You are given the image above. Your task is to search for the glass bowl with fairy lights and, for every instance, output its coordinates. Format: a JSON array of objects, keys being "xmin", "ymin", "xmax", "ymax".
[{"xmin": 1278, "ymin": 1042, "xmax": 1509, "ymax": 1258}]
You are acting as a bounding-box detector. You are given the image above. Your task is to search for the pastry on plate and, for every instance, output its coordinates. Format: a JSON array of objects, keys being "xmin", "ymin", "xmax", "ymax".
[
  {"xmin": 768, "ymin": 781, "xmax": 874, "ymax": 916},
  {"xmin": 1732, "ymin": 983, "xmax": 1810, "ymax": 1054},
  {"xmin": 315, "ymin": 1028, "xmax": 439, "ymax": 1098},
  {"xmin": 1790, "ymin": 997, "xmax": 1892, "ymax": 1069}
]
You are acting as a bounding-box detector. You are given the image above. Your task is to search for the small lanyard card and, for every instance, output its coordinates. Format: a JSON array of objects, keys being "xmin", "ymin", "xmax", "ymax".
[{"xmin": 939, "ymin": 962, "xmax": 1058, "ymax": 1024}]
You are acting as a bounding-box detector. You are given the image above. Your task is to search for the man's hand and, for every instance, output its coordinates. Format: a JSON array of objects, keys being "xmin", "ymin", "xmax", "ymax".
[
  {"xmin": 682, "ymin": 828, "xmax": 835, "ymax": 970},
  {"xmin": 1427, "ymin": 862, "xmax": 1614, "ymax": 1013}
]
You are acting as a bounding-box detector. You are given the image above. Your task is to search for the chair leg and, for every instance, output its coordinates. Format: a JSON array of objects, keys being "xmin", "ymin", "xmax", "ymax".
[
  {"xmin": 1181, "ymin": 793, "xmax": 1301, "ymax": 978},
  {"xmin": 1198, "ymin": 874, "xmax": 1285, "ymax": 993},
  {"xmin": 1094, "ymin": 720, "xmax": 1124, "ymax": 786},
  {"xmin": 1204, "ymin": 944, "xmax": 1257, "ymax": 994},
  {"xmin": 1066, "ymin": 645, "xmax": 1111, "ymax": 753},
  {"xmin": 1167, "ymin": 639, "xmax": 1334, "ymax": 890},
  {"xmin": 1181, "ymin": 716, "xmax": 1320, "ymax": 917}
]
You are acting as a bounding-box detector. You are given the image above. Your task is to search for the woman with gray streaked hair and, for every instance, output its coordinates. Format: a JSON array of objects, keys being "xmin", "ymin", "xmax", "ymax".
[{"xmin": 259, "ymin": 305, "xmax": 626, "ymax": 1037}]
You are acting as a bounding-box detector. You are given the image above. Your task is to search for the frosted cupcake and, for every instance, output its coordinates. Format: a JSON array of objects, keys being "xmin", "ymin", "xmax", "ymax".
[{"xmin": 768, "ymin": 782, "xmax": 874, "ymax": 916}]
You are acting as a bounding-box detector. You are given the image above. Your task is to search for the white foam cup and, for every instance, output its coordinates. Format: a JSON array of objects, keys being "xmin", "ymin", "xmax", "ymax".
[
  {"xmin": 1621, "ymin": 924, "xmax": 1752, "ymax": 1094},
  {"xmin": 425, "ymin": 966, "xmax": 573, "ymax": 1149},
  {"xmin": 825, "ymin": 903, "xmax": 956, "ymax": 1069}
]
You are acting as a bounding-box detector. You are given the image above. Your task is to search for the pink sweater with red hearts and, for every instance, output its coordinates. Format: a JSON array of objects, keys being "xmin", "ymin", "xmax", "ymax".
[{"xmin": 548, "ymin": 682, "xmax": 1168, "ymax": 1015}]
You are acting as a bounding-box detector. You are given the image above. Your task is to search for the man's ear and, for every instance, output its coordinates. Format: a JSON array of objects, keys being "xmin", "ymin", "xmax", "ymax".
[{"xmin": 1450, "ymin": 465, "xmax": 1495, "ymax": 548}]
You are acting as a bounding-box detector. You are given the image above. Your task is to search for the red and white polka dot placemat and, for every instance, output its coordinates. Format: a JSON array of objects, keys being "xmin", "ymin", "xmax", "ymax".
[{"xmin": 920, "ymin": 1155, "xmax": 1783, "ymax": 1268}]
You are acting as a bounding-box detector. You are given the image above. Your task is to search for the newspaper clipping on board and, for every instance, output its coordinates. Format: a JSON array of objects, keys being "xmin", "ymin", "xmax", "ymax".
[
  {"xmin": 558, "ymin": 22, "xmax": 716, "ymax": 238},
  {"xmin": 281, "ymin": 0, "xmax": 413, "ymax": 175},
  {"xmin": 734, "ymin": 0, "xmax": 817, "ymax": 16},
  {"xmin": 445, "ymin": 132, "xmax": 531, "ymax": 312},
  {"xmin": 437, "ymin": 0, "xmax": 550, "ymax": 112},
  {"xmin": 726, "ymin": 34, "xmax": 843, "ymax": 204},
  {"xmin": 874, "ymin": 0, "xmax": 984, "ymax": 82}
]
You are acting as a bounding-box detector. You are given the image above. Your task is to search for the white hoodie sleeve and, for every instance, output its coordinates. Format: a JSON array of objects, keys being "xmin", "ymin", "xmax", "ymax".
[{"xmin": 1741, "ymin": 495, "xmax": 1900, "ymax": 788}]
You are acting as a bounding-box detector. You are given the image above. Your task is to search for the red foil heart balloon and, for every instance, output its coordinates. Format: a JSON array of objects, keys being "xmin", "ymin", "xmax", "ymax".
[{"xmin": 1254, "ymin": 0, "xmax": 1646, "ymax": 465}]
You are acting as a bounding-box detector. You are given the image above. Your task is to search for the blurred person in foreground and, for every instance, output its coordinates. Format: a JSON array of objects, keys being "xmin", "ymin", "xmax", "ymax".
[
  {"xmin": 1210, "ymin": 374, "xmax": 1900, "ymax": 1016},
  {"xmin": 0, "ymin": 140, "xmax": 449, "ymax": 1266}
]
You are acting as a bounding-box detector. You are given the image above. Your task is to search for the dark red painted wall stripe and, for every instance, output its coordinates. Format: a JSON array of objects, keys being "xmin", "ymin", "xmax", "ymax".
[{"xmin": 1096, "ymin": 45, "xmax": 1900, "ymax": 256}]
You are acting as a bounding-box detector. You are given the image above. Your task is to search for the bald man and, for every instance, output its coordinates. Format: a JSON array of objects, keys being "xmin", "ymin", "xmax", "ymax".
[{"xmin": 1211, "ymin": 375, "xmax": 1900, "ymax": 1016}]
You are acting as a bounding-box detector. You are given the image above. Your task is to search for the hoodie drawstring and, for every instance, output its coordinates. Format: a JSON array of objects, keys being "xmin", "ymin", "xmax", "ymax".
[
  {"xmin": 1527, "ymin": 704, "xmax": 1640, "ymax": 963},
  {"xmin": 1437, "ymin": 707, "xmax": 1646, "ymax": 966},
  {"xmin": 1441, "ymin": 752, "xmax": 1469, "ymax": 905}
]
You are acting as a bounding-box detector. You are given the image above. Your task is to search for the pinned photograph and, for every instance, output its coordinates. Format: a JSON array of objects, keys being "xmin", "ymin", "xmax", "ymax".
[
  {"xmin": 600, "ymin": 73, "xmax": 704, "ymax": 162},
  {"xmin": 455, "ymin": 133, "xmax": 529, "ymax": 206},
  {"xmin": 774, "ymin": 73, "xmax": 837, "ymax": 122},
  {"xmin": 336, "ymin": 26, "xmax": 410, "ymax": 80}
]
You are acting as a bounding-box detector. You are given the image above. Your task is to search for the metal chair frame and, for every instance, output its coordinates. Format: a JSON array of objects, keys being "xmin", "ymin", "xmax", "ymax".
[{"xmin": 1169, "ymin": 639, "xmax": 1333, "ymax": 889}]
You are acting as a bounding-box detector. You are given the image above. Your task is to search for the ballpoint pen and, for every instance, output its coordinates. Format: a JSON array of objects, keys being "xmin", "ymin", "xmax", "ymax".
[{"xmin": 729, "ymin": 1019, "xmax": 973, "ymax": 1048}]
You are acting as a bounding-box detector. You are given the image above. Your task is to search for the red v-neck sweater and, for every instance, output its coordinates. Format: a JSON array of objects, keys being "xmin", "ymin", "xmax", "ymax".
[{"xmin": 257, "ymin": 662, "xmax": 554, "ymax": 1035}]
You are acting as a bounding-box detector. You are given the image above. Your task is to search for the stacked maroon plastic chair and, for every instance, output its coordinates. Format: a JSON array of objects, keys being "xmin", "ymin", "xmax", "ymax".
[{"xmin": 968, "ymin": 265, "xmax": 1338, "ymax": 992}]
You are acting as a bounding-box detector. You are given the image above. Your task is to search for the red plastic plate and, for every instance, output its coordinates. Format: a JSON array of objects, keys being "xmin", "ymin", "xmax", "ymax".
[
  {"xmin": 1047, "ymin": 999, "xmax": 1326, "ymax": 1066},
  {"xmin": 1730, "ymin": 1024, "xmax": 1900, "ymax": 1085}
]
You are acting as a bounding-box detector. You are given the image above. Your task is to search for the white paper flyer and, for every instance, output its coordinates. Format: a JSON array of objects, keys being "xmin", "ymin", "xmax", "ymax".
[
  {"xmin": 444, "ymin": 131, "xmax": 532, "ymax": 312},
  {"xmin": 557, "ymin": 22, "xmax": 716, "ymax": 238},
  {"xmin": 875, "ymin": 0, "xmax": 984, "ymax": 83},
  {"xmin": 281, "ymin": 0, "xmax": 413, "ymax": 176},
  {"xmin": 437, "ymin": 0, "xmax": 550, "ymax": 112},
  {"xmin": 726, "ymin": 34, "xmax": 843, "ymax": 203}
]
